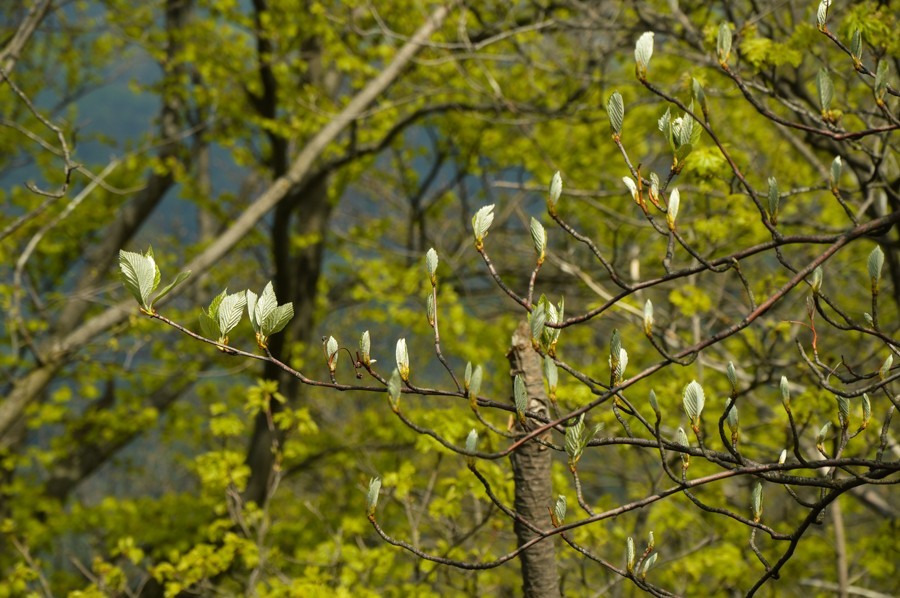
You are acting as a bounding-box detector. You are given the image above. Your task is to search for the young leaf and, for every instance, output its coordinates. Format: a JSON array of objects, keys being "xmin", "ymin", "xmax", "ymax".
[
  {"xmin": 325, "ymin": 336, "xmax": 339, "ymax": 371},
  {"xmin": 817, "ymin": 69, "xmax": 834, "ymax": 112},
  {"xmin": 682, "ymin": 380, "xmax": 705, "ymax": 423},
  {"xmin": 465, "ymin": 429, "xmax": 478, "ymax": 455},
  {"xmin": 623, "ymin": 176, "xmax": 638, "ymax": 201},
  {"xmin": 514, "ymin": 374, "xmax": 527, "ymax": 421},
  {"xmin": 634, "ymin": 31, "xmax": 654, "ymax": 76},
  {"xmin": 151, "ymin": 269, "xmax": 191, "ymax": 309},
  {"xmin": 565, "ymin": 414, "xmax": 585, "ymax": 466},
  {"xmin": 880, "ymin": 354, "xmax": 893, "ymax": 380},
  {"xmin": 778, "ymin": 449, "xmax": 787, "ymax": 464},
  {"xmin": 359, "ymin": 330, "xmax": 371, "ymax": 366},
  {"xmin": 626, "ymin": 537, "xmax": 635, "ymax": 573},
  {"xmin": 529, "ymin": 301, "xmax": 546, "ymax": 345},
  {"xmin": 426, "ymin": 293, "xmax": 435, "ymax": 327},
  {"xmin": 726, "ymin": 361, "xmax": 738, "ymax": 390},
  {"xmin": 544, "ymin": 356, "xmax": 558, "ymax": 400},
  {"xmin": 816, "ymin": 0, "xmax": 830, "ymax": 29},
  {"xmin": 119, "ymin": 249, "xmax": 158, "ymax": 310},
  {"xmin": 607, "ymin": 91, "xmax": 624, "ymax": 134},
  {"xmin": 472, "ymin": 204, "xmax": 495, "ymax": 247},
  {"xmin": 767, "ymin": 177, "xmax": 779, "ymax": 224},
  {"xmin": 780, "ymin": 376, "xmax": 791, "ymax": 408},
  {"xmin": 387, "ymin": 368, "xmax": 401, "ymax": 411},
  {"xmin": 849, "ymin": 29, "xmax": 862, "ymax": 60},
  {"xmin": 725, "ymin": 398, "xmax": 739, "ymax": 432},
  {"xmin": 366, "ymin": 477, "xmax": 382, "ymax": 515},
  {"xmin": 666, "ymin": 188, "xmax": 680, "ymax": 229},
  {"xmin": 751, "ymin": 481, "xmax": 763, "ymax": 522},
  {"xmin": 199, "ymin": 310, "xmax": 220, "ymax": 341},
  {"xmin": 648, "ymin": 389, "xmax": 659, "ymax": 416},
  {"xmin": 548, "ymin": 171, "xmax": 562, "ymax": 212},
  {"xmin": 717, "ymin": 22, "xmax": 732, "ymax": 62},
  {"xmin": 262, "ymin": 303, "xmax": 294, "ymax": 337},
  {"xmin": 836, "ymin": 395, "xmax": 849, "ymax": 427},
  {"xmin": 553, "ymin": 495, "xmax": 567, "ymax": 526},
  {"xmin": 530, "ymin": 217, "xmax": 546, "ymax": 262},
  {"xmin": 692, "ymin": 77, "xmax": 708, "ymax": 120},
  {"xmin": 642, "ymin": 553, "xmax": 658, "ymax": 579},
  {"xmin": 395, "ymin": 338, "xmax": 409, "ymax": 381},
  {"xmin": 217, "ymin": 291, "xmax": 246, "ymax": 337},
  {"xmin": 868, "ymin": 245, "xmax": 884, "ymax": 288},
  {"xmin": 810, "ymin": 266, "xmax": 823, "ymax": 294},
  {"xmin": 425, "ymin": 248, "xmax": 438, "ymax": 284},
  {"xmin": 469, "ymin": 364, "xmax": 483, "ymax": 406},
  {"xmin": 643, "ymin": 300, "xmax": 653, "ymax": 336},
  {"xmin": 874, "ymin": 60, "xmax": 889, "ymax": 102}
]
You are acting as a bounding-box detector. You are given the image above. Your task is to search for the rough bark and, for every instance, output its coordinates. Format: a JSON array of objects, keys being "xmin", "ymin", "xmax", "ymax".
[{"xmin": 507, "ymin": 320, "xmax": 560, "ymax": 598}]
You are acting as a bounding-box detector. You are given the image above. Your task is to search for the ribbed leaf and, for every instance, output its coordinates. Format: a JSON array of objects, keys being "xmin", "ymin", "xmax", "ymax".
[
  {"xmin": 425, "ymin": 248, "xmax": 438, "ymax": 281},
  {"xmin": 553, "ymin": 495, "xmax": 567, "ymax": 526},
  {"xmin": 118, "ymin": 249, "xmax": 157, "ymax": 309},
  {"xmin": 217, "ymin": 291, "xmax": 246, "ymax": 336},
  {"xmin": 683, "ymin": 380, "xmax": 705, "ymax": 422},
  {"xmin": 530, "ymin": 217, "xmax": 546, "ymax": 260},
  {"xmin": 817, "ymin": 69, "xmax": 834, "ymax": 112},
  {"xmin": 717, "ymin": 22, "xmax": 732, "ymax": 62},
  {"xmin": 472, "ymin": 204, "xmax": 495, "ymax": 245},
  {"xmin": 607, "ymin": 91, "xmax": 624, "ymax": 134},
  {"xmin": 634, "ymin": 31, "xmax": 654, "ymax": 72},
  {"xmin": 548, "ymin": 171, "xmax": 562, "ymax": 210},
  {"xmin": 514, "ymin": 374, "xmax": 527, "ymax": 418},
  {"xmin": 262, "ymin": 303, "xmax": 293, "ymax": 337}
]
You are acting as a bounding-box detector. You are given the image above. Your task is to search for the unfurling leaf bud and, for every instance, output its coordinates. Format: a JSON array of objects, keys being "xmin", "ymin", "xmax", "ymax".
[
  {"xmin": 666, "ymin": 188, "xmax": 680, "ymax": 230},
  {"xmin": 751, "ymin": 481, "xmax": 763, "ymax": 522},
  {"xmin": 830, "ymin": 156, "xmax": 842, "ymax": 190},
  {"xmin": 816, "ymin": 0, "xmax": 831, "ymax": 30},
  {"xmin": 607, "ymin": 92, "xmax": 624, "ymax": 135},
  {"xmin": 468, "ymin": 364, "xmax": 483, "ymax": 411},
  {"xmin": 366, "ymin": 477, "xmax": 382, "ymax": 516},
  {"xmin": 626, "ymin": 537, "xmax": 636, "ymax": 573},
  {"xmin": 682, "ymin": 380, "xmax": 705, "ymax": 425},
  {"xmin": 530, "ymin": 217, "xmax": 547, "ymax": 263},
  {"xmin": 548, "ymin": 171, "xmax": 563, "ymax": 212},
  {"xmin": 395, "ymin": 339, "xmax": 409, "ymax": 381},
  {"xmin": 868, "ymin": 246, "xmax": 884, "ymax": 291},
  {"xmin": 767, "ymin": 177, "xmax": 779, "ymax": 225},
  {"xmin": 465, "ymin": 429, "xmax": 478, "ymax": 464},
  {"xmin": 810, "ymin": 266, "xmax": 823, "ymax": 294},
  {"xmin": 553, "ymin": 495, "xmax": 567, "ymax": 526},
  {"xmin": 387, "ymin": 369, "xmax": 401, "ymax": 411},
  {"xmin": 643, "ymin": 300, "xmax": 654, "ymax": 336},
  {"xmin": 717, "ymin": 22, "xmax": 732, "ymax": 63},
  {"xmin": 325, "ymin": 336, "xmax": 339, "ymax": 372},
  {"xmin": 634, "ymin": 31, "xmax": 654, "ymax": 78},
  {"xmin": 514, "ymin": 375, "xmax": 527, "ymax": 422},
  {"xmin": 648, "ymin": 389, "xmax": 659, "ymax": 417},
  {"xmin": 425, "ymin": 248, "xmax": 438, "ymax": 285},
  {"xmin": 359, "ymin": 330, "xmax": 371, "ymax": 366},
  {"xmin": 472, "ymin": 205, "xmax": 495, "ymax": 248}
]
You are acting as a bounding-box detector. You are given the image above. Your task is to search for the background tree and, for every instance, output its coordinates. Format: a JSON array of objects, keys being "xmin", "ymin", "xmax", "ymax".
[{"xmin": 2, "ymin": 0, "xmax": 899, "ymax": 596}]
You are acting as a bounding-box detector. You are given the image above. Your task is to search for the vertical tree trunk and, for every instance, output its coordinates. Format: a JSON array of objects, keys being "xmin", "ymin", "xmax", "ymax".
[{"xmin": 507, "ymin": 320, "xmax": 561, "ymax": 598}]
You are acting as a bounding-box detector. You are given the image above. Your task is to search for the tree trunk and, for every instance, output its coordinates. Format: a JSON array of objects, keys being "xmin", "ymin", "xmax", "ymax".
[{"xmin": 507, "ymin": 320, "xmax": 560, "ymax": 598}]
